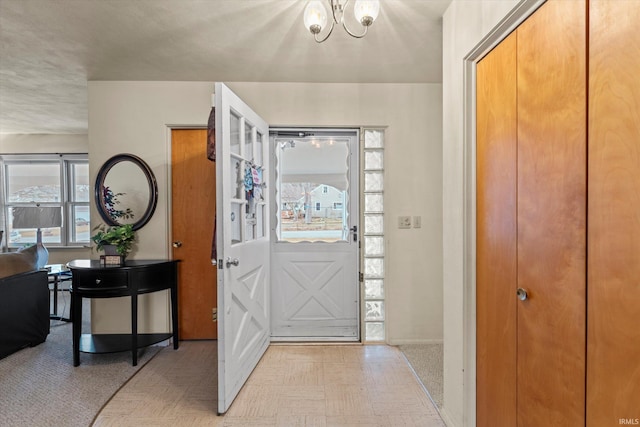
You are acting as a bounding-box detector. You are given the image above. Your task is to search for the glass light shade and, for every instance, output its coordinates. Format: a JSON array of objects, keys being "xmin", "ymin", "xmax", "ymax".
[
  {"xmin": 353, "ymin": 0, "xmax": 380, "ymax": 25},
  {"xmin": 304, "ymin": 0, "xmax": 328, "ymax": 32}
]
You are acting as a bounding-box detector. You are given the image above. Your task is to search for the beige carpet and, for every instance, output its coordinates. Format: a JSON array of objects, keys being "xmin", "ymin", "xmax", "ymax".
[
  {"xmin": 0, "ymin": 295, "xmax": 162, "ymax": 427},
  {"xmin": 399, "ymin": 343, "xmax": 443, "ymax": 408}
]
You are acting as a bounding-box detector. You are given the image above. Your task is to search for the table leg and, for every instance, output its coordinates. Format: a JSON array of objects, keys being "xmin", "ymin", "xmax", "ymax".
[
  {"xmin": 52, "ymin": 275, "xmax": 59, "ymax": 316},
  {"xmin": 72, "ymin": 292, "xmax": 82, "ymax": 366},
  {"xmin": 131, "ymin": 293, "xmax": 138, "ymax": 366},
  {"xmin": 171, "ymin": 279, "xmax": 179, "ymax": 350}
]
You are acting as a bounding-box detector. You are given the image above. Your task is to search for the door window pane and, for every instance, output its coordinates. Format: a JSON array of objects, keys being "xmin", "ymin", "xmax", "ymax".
[
  {"xmin": 231, "ymin": 202, "xmax": 242, "ymax": 244},
  {"xmin": 245, "ymin": 122, "xmax": 254, "ymax": 161},
  {"xmin": 231, "ymin": 157, "xmax": 243, "ymax": 199},
  {"xmin": 256, "ymin": 131, "xmax": 264, "ymax": 166},
  {"xmin": 230, "ymin": 112, "xmax": 241, "ymax": 155},
  {"xmin": 277, "ymin": 138, "xmax": 350, "ymax": 243},
  {"xmin": 257, "ymin": 203, "xmax": 265, "ymax": 239}
]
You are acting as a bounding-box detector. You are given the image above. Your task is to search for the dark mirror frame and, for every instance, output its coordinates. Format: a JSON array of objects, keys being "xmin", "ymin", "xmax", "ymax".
[{"xmin": 94, "ymin": 153, "xmax": 158, "ymax": 231}]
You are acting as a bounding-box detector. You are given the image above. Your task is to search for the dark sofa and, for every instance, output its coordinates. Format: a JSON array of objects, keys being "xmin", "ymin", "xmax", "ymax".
[{"xmin": 0, "ymin": 246, "xmax": 50, "ymax": 359}]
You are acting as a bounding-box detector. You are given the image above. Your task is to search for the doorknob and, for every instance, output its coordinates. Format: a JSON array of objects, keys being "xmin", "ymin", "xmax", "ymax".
[
  {"xmin": 226, "ymin": 257, "xmax": 240, "ymax": 268},
  {"xmin": 349, "ymin": 225, "xmax": 358, "ymax": 242},
  {"xmin": 517, "ymin": 288, "xmax": 528, "ymax": 301},
  {"xmin": 172, "ymin": 241, "xmax": 182, "ymax": 248}
]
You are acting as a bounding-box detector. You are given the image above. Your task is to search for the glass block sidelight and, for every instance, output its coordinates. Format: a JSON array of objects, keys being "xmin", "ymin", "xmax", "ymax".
[
  {"xmin": 364, "ymin": 151, "xmax": 383, "ymax": 170},
  {"xmin": 365, "ymin": 279, "xmax": 384, "ymax": 299},
  {"xmin": 365, "ymin": 322, "xmax": 385, "ymax": 341},
  {"xmin": 364, "ymin": 257, "xmax": 384, "ymax": 278},
  {"xmin": 365, "ymin": 236, "xmax": 384, "ymax": 256},
  {"xmin": 365, "ymin": 194, "xmax": 384, "ymax": 213},
  {"xmin": 363, "ymin": 128, "xmax": 385, "ymax": 342},
  {"xmin": 364, "ymin": 130, "xmax": 384, "ymax": 148},
  {"xmin": 365, "ymin": 301, "xmax": 385, "ymax": 321},
  {"xmin": 364, "ymin": 171, "xmax": 384, "ymax": 192},
  {"xmin": 364, "ymin": 214, "xmax": 384, "ymax": 234}
]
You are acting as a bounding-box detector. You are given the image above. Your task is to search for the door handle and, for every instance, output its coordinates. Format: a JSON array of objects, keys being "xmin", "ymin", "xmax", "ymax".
[
  {"xmin": 350, "ymin": 225, "xmax": 358, "ymax": 242},
  {"xmin": 226, "ymin": 257, "xmax": 240, "ymax": 268},
  {"xmin": 517, "ymin": 288, "xmax": 528, "ymax": 301},
  {"xmin": 172, "ymin": 241, "xmax": 182, "ymax": 248}
]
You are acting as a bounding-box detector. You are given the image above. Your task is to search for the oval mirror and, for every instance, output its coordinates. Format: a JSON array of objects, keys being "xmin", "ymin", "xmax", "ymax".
[{"xmin": 94, "ymin": 153, "xmax": 158, "ymax": 231}]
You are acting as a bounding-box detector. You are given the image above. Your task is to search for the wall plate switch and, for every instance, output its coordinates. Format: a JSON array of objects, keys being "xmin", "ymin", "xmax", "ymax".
[
  {"xmin": 398, "ymin": 216, "xmax": 412, "ymax": 229},
  {"xmin": 413, "ymin": 216, "xmax": 422, "ymax": 228}
]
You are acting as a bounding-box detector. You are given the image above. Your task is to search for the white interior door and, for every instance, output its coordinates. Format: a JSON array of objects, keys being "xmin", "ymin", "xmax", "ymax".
[
  {"xmin": 215, "ymin": 82, "xmax": 270, "ymax": 414},
  {"xmin": 270, "ymin": 130, "xmax": 360, "ymax": 340}
]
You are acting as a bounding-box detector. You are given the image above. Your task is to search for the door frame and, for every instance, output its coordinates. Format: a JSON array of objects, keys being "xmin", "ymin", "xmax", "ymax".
[
  {"xmin": 268, "ymin": 127, "xmax": 362, "ymax": 342},
  {"xmin": 461, "ymin": 0, "xmax": 547, "ymax": 424}
]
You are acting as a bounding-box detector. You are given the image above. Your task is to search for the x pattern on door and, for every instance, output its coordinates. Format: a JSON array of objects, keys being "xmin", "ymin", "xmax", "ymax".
[
  {"xmin": 230, "ymin": 264, "xmax": 268, "ymax": 358},
  {"xmin": 281, "ymin": 260, "xmax": 345, "ymax": 320}
]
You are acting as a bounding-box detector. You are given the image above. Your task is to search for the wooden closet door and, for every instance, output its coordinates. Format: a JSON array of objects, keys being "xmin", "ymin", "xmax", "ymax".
[
  {"xmin": 588, "ymin": 1, "xmax": 640, "ymax": 425},
  {"xmin": 476, "ymin": 31, "xmax": 517, "ymax": 427},
  {"xmin": 171, "ymin": 129, "xmax": 218, "ymax": 340},
  {"xmin": 516, "ymin": 1, "xmax": 587, "ymax": 425}
]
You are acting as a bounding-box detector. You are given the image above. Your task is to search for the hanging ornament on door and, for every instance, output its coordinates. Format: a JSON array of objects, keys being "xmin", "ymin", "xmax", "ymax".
[{"xmin": 244, "ymin": 165, "xmax": 254, "ymax": 201}]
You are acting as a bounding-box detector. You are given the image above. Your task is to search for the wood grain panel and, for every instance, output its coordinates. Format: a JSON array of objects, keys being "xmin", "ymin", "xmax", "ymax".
[
  {"xmin": 171, "ymin": 129, "xmax": 217, "ymax": 339},
  {"xmin": 588, "ymin": 1, "xmax": 640, "ymax": 425},
  {"xmin": 475, "ymin": 31, "xmax": 517, "ymax": 427},
  {"xmin": 516, "ymin": 1, "xmax": 587, "ymax": 425}
]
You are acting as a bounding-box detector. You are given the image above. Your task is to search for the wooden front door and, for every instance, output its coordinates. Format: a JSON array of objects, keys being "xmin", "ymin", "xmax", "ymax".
[{"xmin": 171, "ymin": 128, "xmax": 217, "ymax": 340}]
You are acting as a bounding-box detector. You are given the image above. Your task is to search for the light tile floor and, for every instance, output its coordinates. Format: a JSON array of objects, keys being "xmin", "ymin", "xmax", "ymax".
[{"xmin": 93, "ymin": 342, "xmax": 444, "ymax": 427}]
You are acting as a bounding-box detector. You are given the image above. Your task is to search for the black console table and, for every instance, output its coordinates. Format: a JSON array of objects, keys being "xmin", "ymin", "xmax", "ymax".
[{"xmin": 68, "ymin": 259, "xmax": 179, "ymax": 366}]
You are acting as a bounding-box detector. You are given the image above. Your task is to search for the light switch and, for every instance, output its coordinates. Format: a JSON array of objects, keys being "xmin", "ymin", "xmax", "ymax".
[
  {"xmin": 413, "ymin": 216, "xmax": 422, "ymax": 228},
  {"xmin": 398, "ymin": 216, "xmax": 412, "ymax": 229}
]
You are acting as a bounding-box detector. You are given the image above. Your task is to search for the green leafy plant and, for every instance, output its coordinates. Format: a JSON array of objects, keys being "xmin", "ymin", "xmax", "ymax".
[{"xmin": 91, "ymin": 223, "xmax": 136, "ymax": 256}]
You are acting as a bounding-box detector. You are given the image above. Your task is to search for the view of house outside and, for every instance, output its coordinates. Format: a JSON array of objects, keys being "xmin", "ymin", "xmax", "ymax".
[{"xmin": 279, "ymin": 183, "xmax": 347, "ymax": 242}]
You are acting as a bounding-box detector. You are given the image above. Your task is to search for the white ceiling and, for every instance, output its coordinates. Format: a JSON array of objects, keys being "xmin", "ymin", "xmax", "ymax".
[{"xmin": 0, "ymin": 0, "xmax": 452, "ymax": 134}]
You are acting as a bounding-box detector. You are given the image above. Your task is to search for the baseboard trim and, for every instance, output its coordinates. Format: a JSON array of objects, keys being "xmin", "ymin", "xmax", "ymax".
[
  {"xmin": 388, "ymin": 338, "xmax": 444, "ymax": 346},
  {"xmin": 439, "ymin": 406, "xmax": 457, "ymax": 427}
]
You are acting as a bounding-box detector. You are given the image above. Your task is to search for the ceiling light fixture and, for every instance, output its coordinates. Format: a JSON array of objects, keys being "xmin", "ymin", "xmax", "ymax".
[{"xmin": 303, "ymin": 0, "xmax": 380, "ymax": 43}]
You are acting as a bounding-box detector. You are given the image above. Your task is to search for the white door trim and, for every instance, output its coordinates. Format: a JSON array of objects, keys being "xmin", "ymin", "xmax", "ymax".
[{"xmin": 269, "ymin": 127, "xmax": 361, "ymax": 342}]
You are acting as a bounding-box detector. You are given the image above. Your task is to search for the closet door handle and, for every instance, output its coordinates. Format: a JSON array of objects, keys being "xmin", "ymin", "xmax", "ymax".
[{"xmin": 517, "ymin": 288, "xmax": 528, "ymax": 301}]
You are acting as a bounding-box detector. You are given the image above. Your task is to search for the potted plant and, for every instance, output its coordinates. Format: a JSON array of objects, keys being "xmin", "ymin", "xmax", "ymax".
[{"xmin": 91, "ymin": 223, "xmax": 136, "ymax": 258}]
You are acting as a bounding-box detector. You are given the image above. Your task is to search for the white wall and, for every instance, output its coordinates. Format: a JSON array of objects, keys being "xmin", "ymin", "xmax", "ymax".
[
  {"xmin": 0, "ymin": 133, "xmax": 91, "ymax": 262},
  {"xmin": 88, "ymin": 81, "xmax": 443, "ymax": 344},
  {"xmin": 442, "ymin": 1, "xmax": 520, "ymax": 426}
]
